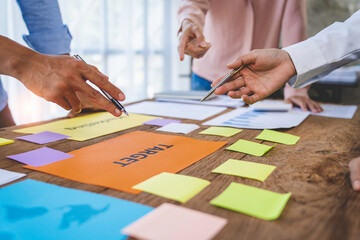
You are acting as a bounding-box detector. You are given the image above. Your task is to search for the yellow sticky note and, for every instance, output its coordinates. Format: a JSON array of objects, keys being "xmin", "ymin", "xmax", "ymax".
[
  {"xmin": 199, "ymin": 127, "xmax": 242, "ymax": 137},
  {"xmin": 212, "ymin": 159, "xmax": 276, "ymax": 182},
  {"xmin": 210, "ymin": 182, "xmax": 291, "ymax": 220},
  {"xmin": 226, "ymin": 139, "xmax": 274, "ymax": 156},
  {"xmin": 255, "ymin": 129, "xmax": 300, "ymax": 145},
  {"xmin": 133, "ymin": 172, "xmax": 210, "ymax": 203},
  {"xmin": 0, "ymin": 138, "xmax": 14, "ymax": 146},
  {"xmin": 13, "ymin": 112, "xmax": 158, "ymax": 141}
]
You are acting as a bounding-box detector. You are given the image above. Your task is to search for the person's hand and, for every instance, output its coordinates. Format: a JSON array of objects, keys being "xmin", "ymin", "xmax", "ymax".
[
  {"xmin": 15, "ymin": 53, "xmax": 125, "ymax": 117},
  {"xmin": 178, "ymin": 19, "xmax": 211, "ymax": 61},
  {"xmin": 284, "ymin": 84, "xmax": 323, "ymax": 113},
  {"xmin": 66, "ymin": 92, "xmax": 103, "ymax": 118},
  {"xmin": 349, "ymin": 157, "xmax": 360, "ymax": 191},
  {"xmin": 212, "ymin": 49, "xmax": 297, "ymax": 105}
]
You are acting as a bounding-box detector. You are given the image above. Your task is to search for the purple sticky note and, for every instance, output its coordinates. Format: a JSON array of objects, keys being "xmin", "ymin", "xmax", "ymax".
[
  {"xmin": 143, "ymin": 118, "xmax": 181, "ymax": 127},
  {"xmin": 7, "ymin": 147, "xmax": 73, "ymax": 167},
  {"xmin": 17, "ymin": 131, "xmax": 70, "ymax": 144}
]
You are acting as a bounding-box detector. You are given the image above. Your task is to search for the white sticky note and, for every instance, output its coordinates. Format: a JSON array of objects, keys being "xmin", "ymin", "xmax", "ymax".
[
  {"xmin": 157, "ymin": 123, "xmax": 200, "ymax": 134},
  {"xmin": 0, "ymin": 169, "xmax": 26, "ymax": 186}
]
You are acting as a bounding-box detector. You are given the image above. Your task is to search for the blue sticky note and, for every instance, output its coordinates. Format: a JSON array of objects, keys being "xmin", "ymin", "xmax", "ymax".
[{"xmin": 0, "ymin": 179, "xmax": 153, "ymax": 240}]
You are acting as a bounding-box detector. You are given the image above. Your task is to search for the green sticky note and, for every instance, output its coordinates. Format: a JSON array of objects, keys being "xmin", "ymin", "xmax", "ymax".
[
  {"xmin": 212, "ymin": 159, "xmax": 276, "ymax": 182},
  {"xmin": 133, "ymin": 172, "xmax": 210, "ymax": 203},
  {"xmin": 255, "ymin": 129, "xmax": 300, "ymax": 145},
  {"xmin": 226, "ymin": 139, "xmax": 274, "ymax": 156},
  {"xmin": 199, "ymin": 127, "xmax": 242, "ymax": 137},
  {"xmin": 210, "ymin": 182, "xmax": 291, "ymax": 220},
  {"xmin": 0, "ymin": 138, "xmax": 14, "ymax": 146}
]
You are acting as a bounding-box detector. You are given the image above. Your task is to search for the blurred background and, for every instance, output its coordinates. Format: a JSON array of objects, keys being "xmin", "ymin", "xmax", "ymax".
[{"xmin": 0, "ymin": 0, "xmax": 359, "ymax": 125}]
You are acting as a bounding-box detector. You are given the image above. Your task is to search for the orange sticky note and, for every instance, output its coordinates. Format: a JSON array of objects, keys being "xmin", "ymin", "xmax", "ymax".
[{"xmin": 26, "ymin": 131, "xmax": 226, "ymax": 194}]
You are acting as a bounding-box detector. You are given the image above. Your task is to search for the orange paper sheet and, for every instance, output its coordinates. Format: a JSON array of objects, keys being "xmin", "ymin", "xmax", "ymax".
[{"xmin": 26, "ymin": 131, "xmax": 226, "ymax": 194}]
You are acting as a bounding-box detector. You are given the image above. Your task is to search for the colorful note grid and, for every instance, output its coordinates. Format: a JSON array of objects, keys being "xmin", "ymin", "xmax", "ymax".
[
  {"xmin": 226, "ymin": 139, "xmax": 274, "ymax": 157},
  {"xmin": 210, "ymin": 182, "xmax": 291, "ymax": 220},
  {"xmin": 199, "ymin": 126, "xmax": 242, "ymax": 137},
  {"xmin": 122, "ymin": 203, "xmax": 227, "ymax": 240},
  {"xmin": 17, "ymin": 131, "xmax": 70, "ymax": 144},
  {"xmin": 0, "ymin": 179, "xmax": 153, "ymax": 240},
  {"xmin": 7, "ymin": 147, "xmax": 73, "ymax": 167},
  {"xmin": 212, "ymin": 159, "xmax": 276, "ymax": 182},
  {"xmin": 0, "ymin": 138, "xmax": 14, "ymax": 146},
  {"xmin": 255, "ymin": 129, "xmax": 300, "ymax": 145},
  {"xmin": 133, "ymin": 172, "xmax": 210, "ymax": 203}
]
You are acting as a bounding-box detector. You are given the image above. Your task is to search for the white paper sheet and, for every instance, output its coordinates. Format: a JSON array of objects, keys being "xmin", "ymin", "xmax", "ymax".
[
  {"xmin": 203, "ymin": 108, "xmax": 310, "ymax": 129},
  {"xmin": 157, "ymin": 123, "xmax": 200, "ymax": 134},
  {"xmin": 126, "ymin": 101, "xmax": 227, "ymax": 120},
  {"xmin": 155, "ymin": 95, "xmax": 245, "ymax": 108},
  {"xmin": 307, "ymin": 104, "xmax": 357, "ymax": 119},
  {"xmin": 0, "ymin": 169, "xmax": 26, "ymax": 186},
  {"xmin": 250, "ymin": 99, "xmax": 292, "ymax": 112}
]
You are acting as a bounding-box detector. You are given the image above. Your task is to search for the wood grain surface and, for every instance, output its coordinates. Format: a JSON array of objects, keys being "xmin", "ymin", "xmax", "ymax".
[{"xmin": 1, "ymin": 103, "xmax": 359, "ymax": 240}]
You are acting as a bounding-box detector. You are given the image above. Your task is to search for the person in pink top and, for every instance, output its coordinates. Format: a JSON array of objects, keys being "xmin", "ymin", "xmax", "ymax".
[{"xmin": 177, "ymin": 0, "xmax": 322, "ymax": 113}]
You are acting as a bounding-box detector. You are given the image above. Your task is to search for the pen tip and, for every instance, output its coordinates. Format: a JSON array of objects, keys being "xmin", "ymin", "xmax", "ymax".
[{"xmin": 124, "ymin": 110, "xmax": 129, "ymax": 116}]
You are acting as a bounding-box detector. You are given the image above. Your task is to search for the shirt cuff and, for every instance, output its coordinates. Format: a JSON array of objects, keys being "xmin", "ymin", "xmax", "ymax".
[
  {"xmin": 0, "ymin": 79, "xmax": 8, "ymax": 112},
  {"xmin": 23, "ymin": 25, "xmax": 72, "ymax": 55},
  {"xmin": 283, "ymin": 38, "xmax": 327, "ymax": 88}
]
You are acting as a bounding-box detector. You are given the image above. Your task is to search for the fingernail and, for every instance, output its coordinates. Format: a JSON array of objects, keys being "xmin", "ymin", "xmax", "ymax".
[
  {"xmin": 115, "ymin": 108, "xmax": 121, "ymax": 116},
  {"xmin": 200, "ymin": 41, "xmax": 206, "ymax": 47},
  {"xmin": 118, "ymin": 93, "xmax": 125, "ymax": 101},
  {"xmin": 353, "ymin": 180, "xmax": 360, "ymax": 191}
]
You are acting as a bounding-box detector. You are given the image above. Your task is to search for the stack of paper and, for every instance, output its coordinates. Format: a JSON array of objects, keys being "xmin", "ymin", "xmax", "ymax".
[
  {"xmin": 203, "ymin": 108, "xmax": 310, "ymax": 129},
  {"xmin": 156, "ymin": 95, "xmax": 245, "ymax": 108},
  {"xmin": 126, "ymin": 101, "xmax": 227, "ymax": 120}
]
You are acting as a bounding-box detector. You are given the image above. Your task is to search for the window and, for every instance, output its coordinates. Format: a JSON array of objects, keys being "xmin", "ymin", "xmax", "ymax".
[{"xmin": 0, "ymin": 0, "xmax": 191, "ymax": 125}]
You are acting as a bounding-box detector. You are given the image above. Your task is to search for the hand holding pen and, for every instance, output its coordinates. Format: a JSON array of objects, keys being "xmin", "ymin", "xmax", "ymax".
[{"xmin": 73, "ymin": 54, "xmax": 128, "ymax": 116}]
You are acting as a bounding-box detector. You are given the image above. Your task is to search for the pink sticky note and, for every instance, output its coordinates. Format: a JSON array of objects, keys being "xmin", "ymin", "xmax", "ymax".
[
  {"xmin": 143, "ymin": 118, "xmax": 181, "ymax": 127},
  {"xmin": 7, "ymin": 147, "xmax": 73, "ymax": 167},
  {"xmin": 17, "ymin": 131, "xmax": 70, "ymax": 144},
  {"xmin": 122, "ymin": 203, "xmax": 227, "ymax": 240}
]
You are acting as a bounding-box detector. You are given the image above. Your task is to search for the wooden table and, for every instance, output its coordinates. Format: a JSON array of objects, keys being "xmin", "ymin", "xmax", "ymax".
[{"xmin": 1, "ymin": 103, "xmax": 360, "ymax": 240}]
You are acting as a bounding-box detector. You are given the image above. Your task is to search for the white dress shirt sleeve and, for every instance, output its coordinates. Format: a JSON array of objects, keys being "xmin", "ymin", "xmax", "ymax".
[{"xmin": 283, "ymin": 10, "xmax": 360, "ymax": 88}]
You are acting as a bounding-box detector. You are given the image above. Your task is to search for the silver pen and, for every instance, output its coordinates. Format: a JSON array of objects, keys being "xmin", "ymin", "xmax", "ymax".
[
  {"xmin": 73, "ymin": 54, "xmax": 129, "ymax": 116},
  {"xmin": 200, "ymin": 65, "xmax": 244, "ymax": 102}
]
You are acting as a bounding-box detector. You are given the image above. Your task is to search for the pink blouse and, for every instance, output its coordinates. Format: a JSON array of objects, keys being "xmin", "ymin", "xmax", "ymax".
[{"xmin": 178, "ymin": 0, "xmax": 307, "ymax": 81}]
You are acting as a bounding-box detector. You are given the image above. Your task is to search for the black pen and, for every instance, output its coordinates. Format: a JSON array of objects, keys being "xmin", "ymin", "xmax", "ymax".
[{"xmin": 73, "ymin": 54, "xmax": 129, "ymax": 116}]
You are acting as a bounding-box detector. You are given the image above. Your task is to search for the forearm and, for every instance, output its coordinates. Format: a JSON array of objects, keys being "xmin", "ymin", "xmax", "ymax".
[
  {"xmin": 178, "ymin": 0, "xmax": 209, "ymax": 30},
  {"xmin": 284, "ymin": 10, "xmax": 360, "ymax": 88},
  {"xmin": 0, "ymin": 36, "xmax": 40, "ymax": 81}
]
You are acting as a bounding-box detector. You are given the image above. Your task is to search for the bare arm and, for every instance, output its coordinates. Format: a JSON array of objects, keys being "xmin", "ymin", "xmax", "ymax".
[{"xmin": 0, "ymin": 35, "xmax": 125, "ymax": 117}]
